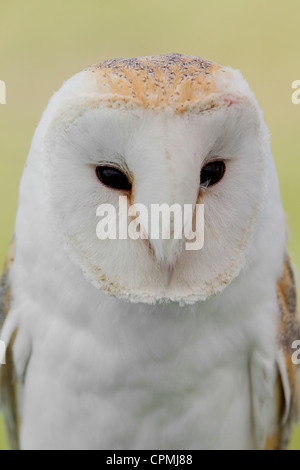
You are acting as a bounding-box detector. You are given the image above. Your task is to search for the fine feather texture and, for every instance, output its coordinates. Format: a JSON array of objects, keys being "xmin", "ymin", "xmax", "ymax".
[{"xmin": 0, "ymin": 54, "xmax": 298, "ymax": 449}]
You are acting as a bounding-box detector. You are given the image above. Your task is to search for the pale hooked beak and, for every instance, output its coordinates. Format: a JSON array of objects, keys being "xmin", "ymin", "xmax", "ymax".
[
  {"xmin": 146, "ymin": 237, "xmax": 180, "ymax": 287},
  {"xmin": 160, "ymin": 262, "xmax": 175, "ymax": 287}
]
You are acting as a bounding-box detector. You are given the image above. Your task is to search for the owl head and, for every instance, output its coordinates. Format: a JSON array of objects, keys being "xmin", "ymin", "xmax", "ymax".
[{"xmin": 36, "ymin": 53, "xmax": 275, "ymax": 304}]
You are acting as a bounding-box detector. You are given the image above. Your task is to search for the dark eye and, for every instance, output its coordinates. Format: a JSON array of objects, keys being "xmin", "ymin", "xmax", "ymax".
[
  {"xmin": 96, "ymin": 166, "xmax": 132, "ymax": 191},
  {"xmin": 200, "ymin": 160, "xmax": 225, "ymax": 187}
]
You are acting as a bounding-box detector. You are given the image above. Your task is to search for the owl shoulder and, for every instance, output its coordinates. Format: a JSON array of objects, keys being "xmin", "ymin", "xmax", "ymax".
[
  {"xmin": 266, "ymin": 254, "xmax": 300, "ymax": 449},
  {"xmin": 0, "ymin": 238, "xmax": 20, "ymax": 450}
]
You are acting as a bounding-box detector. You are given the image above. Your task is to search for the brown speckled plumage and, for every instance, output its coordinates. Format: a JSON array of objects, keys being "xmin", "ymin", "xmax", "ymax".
[
  {"xmin": 265, "ymin": 255, "xmax": 299, "ymax": 450},
  {"xmin": 277, "ymin": 255, "xmax": 299, "ymax": 353},
  {"xmin": 0, "ymin": 239, "xmax": 19, "ymax": 450},
  {"xmin": 0, "ymin": 239, "xmax": 14, "ymax": 327},
  {"xmin": 88, "ymin": 53, "xmax": 222, "ymax": 113}
]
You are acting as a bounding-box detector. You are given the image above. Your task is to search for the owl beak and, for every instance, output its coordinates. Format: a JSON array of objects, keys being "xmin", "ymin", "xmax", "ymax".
[
  {"xmin": 134, "ymin": 202, "xmax": 184, "ymax": 286},
  {"xmin": 160, "ymin": 262, "xmax": 175, "ymax": 286},
  {"xmin": 146, "ymin": 237, "xmax": 181, "ymax": 286}
]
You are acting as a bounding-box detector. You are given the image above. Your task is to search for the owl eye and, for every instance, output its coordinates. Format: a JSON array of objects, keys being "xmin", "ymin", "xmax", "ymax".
[
  {"xmin": 96, "ymin": 166, "xmax": 132, "ymax": 191},
  {"xmin": 200, "ymin": 160, "xmax": 225, "ymax": 187}
]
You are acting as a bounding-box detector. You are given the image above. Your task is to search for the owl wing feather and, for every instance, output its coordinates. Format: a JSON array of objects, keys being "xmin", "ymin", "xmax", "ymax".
[
  {"xmin": 265, "ymin": 255, "xmax": 300, "ymax": 450},
  {"xmin": 0, "ymin": 239, "xmax": 20, "ymax": 450}
]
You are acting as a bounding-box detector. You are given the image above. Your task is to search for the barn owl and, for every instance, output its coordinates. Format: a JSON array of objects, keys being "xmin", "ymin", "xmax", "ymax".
[{"xmin": 0, "ymin": 53, "xmax": 299, "ymax": 450}]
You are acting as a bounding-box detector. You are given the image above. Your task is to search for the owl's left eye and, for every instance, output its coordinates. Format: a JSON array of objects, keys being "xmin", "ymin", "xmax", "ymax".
[
  {"xmin": 200, "ymin": 160, "xmax": 225, "ymax": 187},
  {"xmin": 96, "ymin": 166, "xmax": 132, "ymax": 191}
]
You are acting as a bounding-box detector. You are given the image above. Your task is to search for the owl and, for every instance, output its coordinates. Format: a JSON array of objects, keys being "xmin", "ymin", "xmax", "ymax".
[{"xmin": 0, "ymin": 53, "xmax": 299, "ymax": 450}]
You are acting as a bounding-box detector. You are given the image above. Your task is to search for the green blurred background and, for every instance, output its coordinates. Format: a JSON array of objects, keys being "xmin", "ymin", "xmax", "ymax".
[{"xmin": 0, "ymin": 0, "xmax": 299, "ymax": 450}]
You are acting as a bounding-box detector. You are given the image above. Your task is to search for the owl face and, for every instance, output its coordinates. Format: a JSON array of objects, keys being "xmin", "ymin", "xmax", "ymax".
[{"xmin": 43, "ymin": 54, "xmax": 268, "ymax": 304}]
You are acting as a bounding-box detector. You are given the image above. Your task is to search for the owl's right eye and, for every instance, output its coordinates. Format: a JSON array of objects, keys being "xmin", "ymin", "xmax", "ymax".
[{"xmin": 96, "ymin": 166, "xmax": 132, "ymax": 191}]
